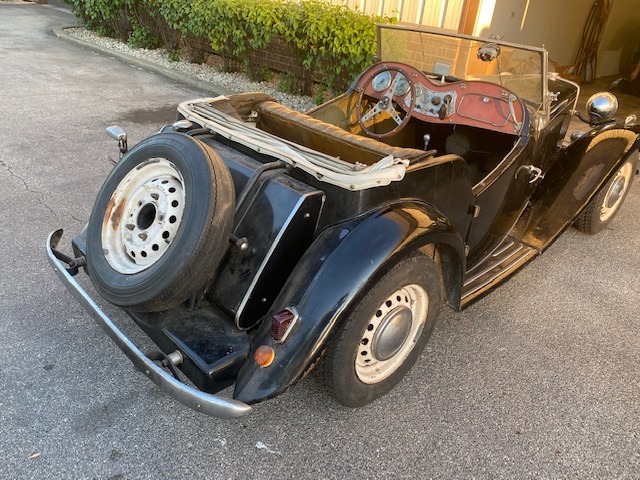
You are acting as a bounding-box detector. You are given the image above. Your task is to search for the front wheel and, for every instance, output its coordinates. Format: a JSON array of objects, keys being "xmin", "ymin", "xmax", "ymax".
[
  {"xmin": 319, "ymin": 253, "xmax": 441, "ymax": 407},
  {"xmin": 574, "ymin": 154, "xmax": 637, "ymax": 234}
]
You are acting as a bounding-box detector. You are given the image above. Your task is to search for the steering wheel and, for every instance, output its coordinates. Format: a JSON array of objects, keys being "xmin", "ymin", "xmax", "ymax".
[{"xmin": 355, "ymin": 64, "xmax": 417, "ymax": 139}]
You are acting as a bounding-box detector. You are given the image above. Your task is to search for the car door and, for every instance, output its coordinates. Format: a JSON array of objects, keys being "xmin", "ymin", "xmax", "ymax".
[{"xmin": 464, "ymin": 133, "xmax": 538, "ymax": 268}]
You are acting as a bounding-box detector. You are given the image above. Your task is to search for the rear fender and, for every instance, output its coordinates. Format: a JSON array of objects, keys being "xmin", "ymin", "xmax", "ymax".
[
  {"xmin": 517, "ymin": 126, "xmax": 639, "ymax": 249},
  {"xmin": 233, "ymin": 201, "xmax": 465, "ymax": 404}
]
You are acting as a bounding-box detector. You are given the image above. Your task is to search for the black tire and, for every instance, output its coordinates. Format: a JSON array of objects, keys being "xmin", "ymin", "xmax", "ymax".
[
  {"xmin": 319, "ymin": 253, "xmax": 441, "ymax": 407},
  {"xmin": 86, "ymin": 132, "xmax": 235, "ymax": 312},
  {"xmin": 574, "ymin": 154, "xmax": 637, "ymax": 234}
]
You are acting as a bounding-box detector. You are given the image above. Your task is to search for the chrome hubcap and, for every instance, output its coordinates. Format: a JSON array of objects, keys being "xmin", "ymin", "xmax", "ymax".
[
  {"xmin": 102, "ymin": 158, "xmax": 186, "ymax": 274},
  {"xmin": 600, "ymin": 161, "xmax": 633, "ymax": 222},
  {"xmin": 371, "ymin": 306, "xmax": 412, "ymax": 361},
  {"xmin": 605, "ymin": 177, "xmax": 625, "ymax": 209},
  {"xmin": 355, "ymin": 284, "xmax": 429, "ymax": 384}
]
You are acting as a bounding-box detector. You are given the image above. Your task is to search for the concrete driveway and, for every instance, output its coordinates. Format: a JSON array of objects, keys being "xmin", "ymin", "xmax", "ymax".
[{"xmin": 1, "ymin": 3, "xmax": 639, "ymax": 479}]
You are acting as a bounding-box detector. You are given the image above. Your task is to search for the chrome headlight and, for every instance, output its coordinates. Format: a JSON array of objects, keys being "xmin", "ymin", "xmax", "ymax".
[{"xmin": 586, "ymin": 92, "xmax": 618, "ymax": 123}]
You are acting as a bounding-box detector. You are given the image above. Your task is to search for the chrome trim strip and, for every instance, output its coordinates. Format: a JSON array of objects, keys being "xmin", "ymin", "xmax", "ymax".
[
  {"xmin": 46, "ymin": 231, "xmax": 252, "ymax": 419},
  {"xmin": 491, "ymin": 239, "xmax": 515, "ymax": 258},
  {"xmin": 542, "ymin": 48, "xmax": 550, "ymax": 127},
  {"xmin": 471, "ymin": 139, "xmax": 524, "ymax": 195},
  {"xmin": 464, "ymin": 244, "xmax": 524, "ymax": 286},
  {"xmin": 234, "ymin": 193, "xmax": 316, "ymax": 328},
  {"xmin": 462, "ymin": 248, "xmax": 536, "ymax": 299}
]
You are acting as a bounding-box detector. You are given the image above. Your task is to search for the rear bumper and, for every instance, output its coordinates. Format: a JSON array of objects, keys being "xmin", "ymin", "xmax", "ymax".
[{"xmin": 46, "ymin": 230, "xmax": 252, "ymax": 419}]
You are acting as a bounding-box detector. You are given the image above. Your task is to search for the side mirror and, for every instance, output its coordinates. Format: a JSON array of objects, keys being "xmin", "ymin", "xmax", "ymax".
[{"xmin": 477, "ymin": 44, "xmax": 501, "ymax": 62}]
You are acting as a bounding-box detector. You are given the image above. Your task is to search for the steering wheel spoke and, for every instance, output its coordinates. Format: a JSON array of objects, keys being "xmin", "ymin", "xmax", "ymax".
[
  {"xmin": 386, "ymin": 105, "xmax": 404, "ymax": 126},
  {"xmin": 361, "ymin": 101, "xmax": 384, "ymax": 123}
]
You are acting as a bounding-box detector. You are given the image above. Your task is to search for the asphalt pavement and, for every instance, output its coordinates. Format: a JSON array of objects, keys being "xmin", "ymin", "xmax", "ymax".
[{"xmin": 1, "ymin": 3, "xmax": 640, "ymax": 479}]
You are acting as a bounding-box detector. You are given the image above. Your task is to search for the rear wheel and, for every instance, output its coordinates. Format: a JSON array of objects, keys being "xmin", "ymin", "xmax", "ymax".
[
  {"xmin": 319, "ymin": 254, "xmax": 441, "ymax": 407},
  {"xmin": 574, "ymin": 154, "xmax": 637, "ymax": 234},
  {"xmin": 86, "ymin": 132, "xmax": 235, "ymax": 312}
]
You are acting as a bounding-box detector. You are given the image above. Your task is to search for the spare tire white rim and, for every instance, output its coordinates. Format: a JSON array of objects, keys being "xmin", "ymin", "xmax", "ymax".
[{"xmin": 101, "ymin": 157, "xmax": 186, "ymax": 274}]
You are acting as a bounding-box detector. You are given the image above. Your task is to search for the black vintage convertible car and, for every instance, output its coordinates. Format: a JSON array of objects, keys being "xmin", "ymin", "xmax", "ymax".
[{"xmin": 48, "ymin": 25, "xmax": 639, "ymax": 418}]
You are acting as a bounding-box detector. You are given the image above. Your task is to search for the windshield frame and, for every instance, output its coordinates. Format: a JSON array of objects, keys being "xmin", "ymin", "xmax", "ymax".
[{"xmin": 376, "ymin": 24, "xmax": 550, "ymax": 120}]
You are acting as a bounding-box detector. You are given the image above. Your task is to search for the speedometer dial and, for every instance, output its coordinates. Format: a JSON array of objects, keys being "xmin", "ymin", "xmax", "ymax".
[{"xmin": 371, "ymin": 71, "xmax": 392, "ymax": 92}]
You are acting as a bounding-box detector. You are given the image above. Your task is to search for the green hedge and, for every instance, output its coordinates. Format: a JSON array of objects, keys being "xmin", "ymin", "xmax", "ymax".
[{"xmin": 67, "ymin": 0, "xmax": 395, "ymax": 94}]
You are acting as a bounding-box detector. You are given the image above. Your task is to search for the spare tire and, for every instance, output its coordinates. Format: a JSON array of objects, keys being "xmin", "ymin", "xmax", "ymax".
[{"xmin": 86, "ymin": 132, "xmax": 235, "ymax": 312}]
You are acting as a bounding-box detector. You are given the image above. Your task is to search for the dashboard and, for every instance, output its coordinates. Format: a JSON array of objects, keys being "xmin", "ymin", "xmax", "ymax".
[
  {"xmin": 358, "ymin": 62, "xmax": 526, "ymax": 136},
  {"xmin": 409, "ymin": 83, "xmax": 458, "ymax": 119}
]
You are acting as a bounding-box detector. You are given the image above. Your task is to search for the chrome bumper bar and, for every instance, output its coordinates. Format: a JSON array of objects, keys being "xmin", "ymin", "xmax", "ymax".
[{"xmin": 46, "ymin": 230, "xmax": 252, "ymax": 419}]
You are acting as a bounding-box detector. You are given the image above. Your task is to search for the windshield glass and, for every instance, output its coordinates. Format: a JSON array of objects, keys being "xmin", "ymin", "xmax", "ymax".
[{"xmin": 378, "ymin": 25, "xmax": 546, "ymax": 107}]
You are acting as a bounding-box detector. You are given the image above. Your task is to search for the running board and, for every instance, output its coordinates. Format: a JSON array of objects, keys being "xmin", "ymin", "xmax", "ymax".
[{"xmin": 461, "ymin": 238, "xmax": 538, "ymax": 307}]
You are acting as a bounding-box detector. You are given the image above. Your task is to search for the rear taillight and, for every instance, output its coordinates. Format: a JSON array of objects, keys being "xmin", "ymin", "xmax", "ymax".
[{"xmin": 271, "ymin": 308, "xmax": 299, "ymax": 342}]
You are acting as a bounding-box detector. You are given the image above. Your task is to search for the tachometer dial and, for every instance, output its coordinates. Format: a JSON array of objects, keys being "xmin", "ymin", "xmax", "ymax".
[
  {"xmin": 371, "ymin": 71, "xmax": 392, "ymax": 92},
  {"xmin": 392, "ymin": 74, "xmax": 410, "ymax": 96}
]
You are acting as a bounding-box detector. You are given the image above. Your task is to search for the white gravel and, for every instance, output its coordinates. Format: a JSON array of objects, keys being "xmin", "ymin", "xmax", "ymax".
[{"xmin": 65, "ymin": 27, "xmax": 317, "ymax": 112}]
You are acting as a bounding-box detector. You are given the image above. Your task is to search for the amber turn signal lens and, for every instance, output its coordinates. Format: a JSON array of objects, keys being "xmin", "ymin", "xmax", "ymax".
[{"xmin": 254, "ymin": 345, "xmax": 275, "ymax": 368}]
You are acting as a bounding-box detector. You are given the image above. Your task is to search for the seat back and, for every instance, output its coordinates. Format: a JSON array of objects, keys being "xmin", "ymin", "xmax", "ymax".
[{"xmin": 255, "ymin": 101, "xmax": 430, "ymax": 166}]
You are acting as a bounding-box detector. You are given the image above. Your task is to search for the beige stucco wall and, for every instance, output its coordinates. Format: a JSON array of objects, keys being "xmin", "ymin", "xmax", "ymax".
[
  {"xmin": 332, "ymin": 0, "xmax": 640, "ymax": 78},
  {"xmin": 473, "ymin": 0, "xmax": 591, "ymax": 65},
  {"xmin": 473, "ymin": 0, "xmax": 640, "ymax": 77},
  {"xmin": 597, "ymin": 0, "xmax": 640, "ymax": 76}
]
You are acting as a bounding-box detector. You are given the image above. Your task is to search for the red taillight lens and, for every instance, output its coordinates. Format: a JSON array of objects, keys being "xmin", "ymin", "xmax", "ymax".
[{"xmin": 271, "ymin": 308, "xmax": 297, "ymax": 342}]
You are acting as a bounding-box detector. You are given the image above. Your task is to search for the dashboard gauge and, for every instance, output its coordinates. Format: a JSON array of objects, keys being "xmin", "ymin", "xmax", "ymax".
[
  {"xmin": 371, "ymin": 71, "xmax": 392, "ymax": 92},
  {"xmin": 393, "ymin": 74, "xmax": 410, "ymax": 96}
]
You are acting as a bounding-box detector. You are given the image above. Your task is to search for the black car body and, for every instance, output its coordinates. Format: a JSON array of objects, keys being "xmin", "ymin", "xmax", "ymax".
[{"xmin": 48, "ymin": 25, "xmax": 639, "ymax": 418}]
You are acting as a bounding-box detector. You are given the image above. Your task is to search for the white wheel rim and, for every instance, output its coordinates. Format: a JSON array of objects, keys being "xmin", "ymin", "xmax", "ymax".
[
  {"xmin": 102, "ymin": 157, "xmax": 186, "ymax": 274},
  {"xmin": 355, "ymin": 284, "xmax": 429, "ymax": 384},
  {"xmin": 600, "ymin": 161, "xmax": 634, "ymax": 222}
]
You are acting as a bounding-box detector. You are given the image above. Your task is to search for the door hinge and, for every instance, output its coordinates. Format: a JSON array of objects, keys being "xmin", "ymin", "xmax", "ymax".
[{"xmin": 468, "ymin": 204, "xmax": 481, "ymax": 218}]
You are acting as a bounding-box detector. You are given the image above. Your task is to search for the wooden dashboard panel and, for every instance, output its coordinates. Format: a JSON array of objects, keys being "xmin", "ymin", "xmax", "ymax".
[
  {"xmin": 417, "ymin": 80, "xmax": 526, "ymax": 135},
  {"xmin": 358, "ymin": 62, "xmax": 527, "ymax": 136}
]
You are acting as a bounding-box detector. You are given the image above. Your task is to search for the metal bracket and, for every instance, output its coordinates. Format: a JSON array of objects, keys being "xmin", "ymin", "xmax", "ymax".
[
  {"xmin": 230, "ymin": 234, "xmax": 249, "ymax": 251},
  {"xmin": 507, "ymin": 94, "xmax": 522, "ymax": 131},
  {"xmin": 516, "ymin": 165, "xmax": 545, "ymax": 183},
  {"xmin": 468, "ymin": 204, "xmax": 481, "ymax": 218},
  {"xmin": 48, "ymin": 229, "xmax": 86, "ymax": 276}
]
